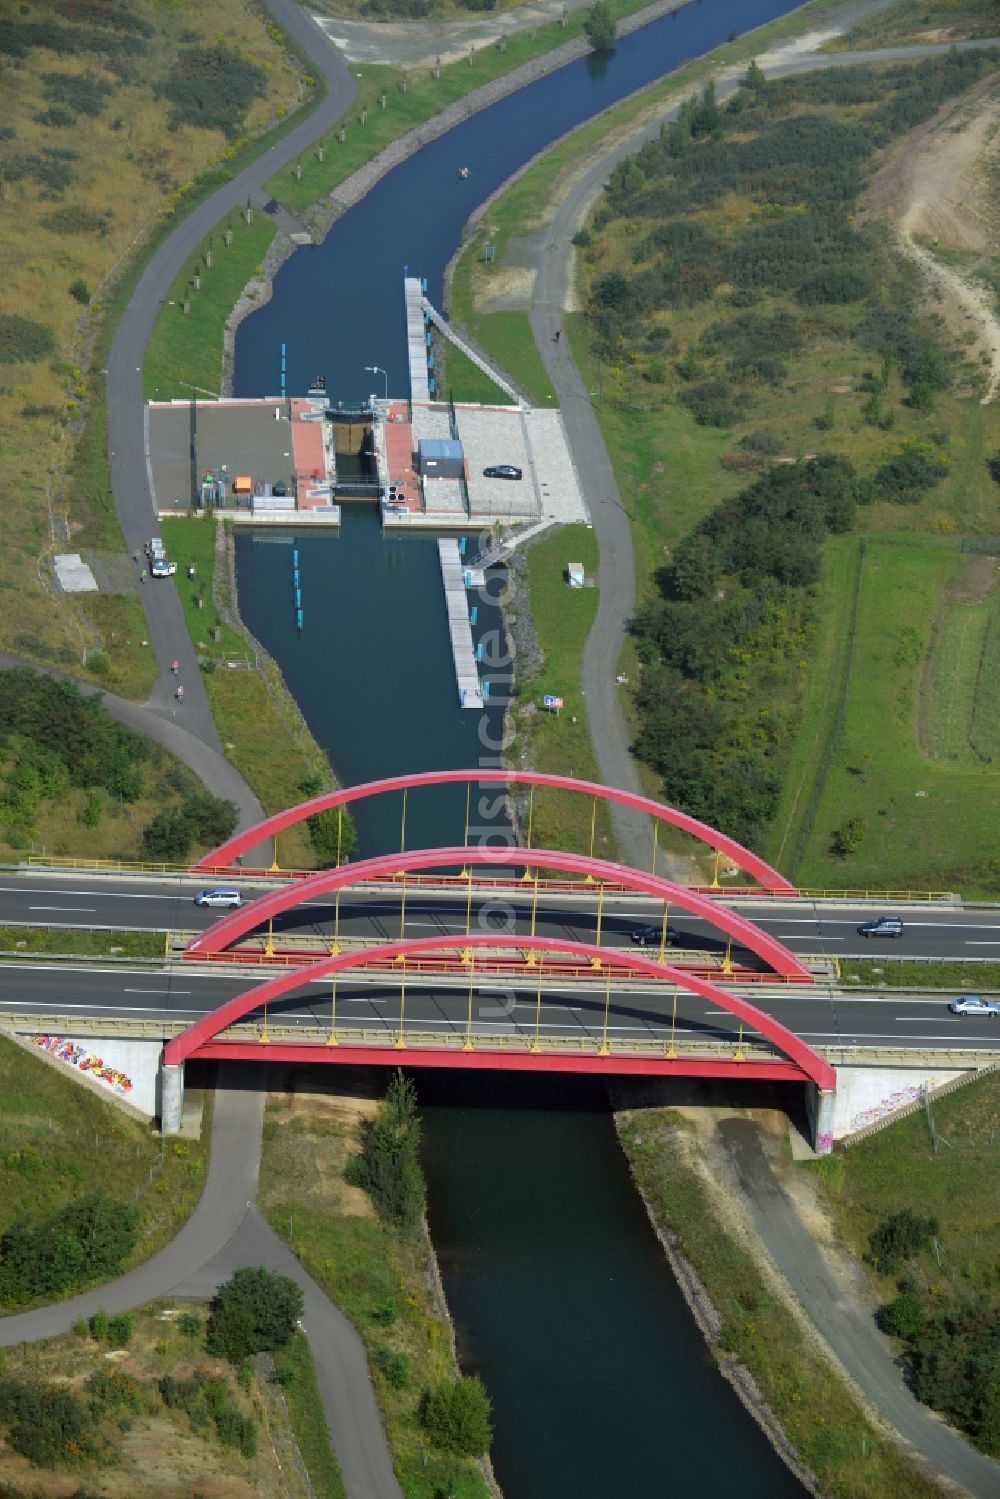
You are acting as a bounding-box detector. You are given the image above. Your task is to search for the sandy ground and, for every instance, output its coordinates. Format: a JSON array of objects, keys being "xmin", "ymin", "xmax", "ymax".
[{"xmin": 863, "ymin": 77, "xmax": 1000, "ymax": 403}]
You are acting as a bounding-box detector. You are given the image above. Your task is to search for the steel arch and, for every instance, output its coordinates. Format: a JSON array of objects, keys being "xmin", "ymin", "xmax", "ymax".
[
  {"xmin": 165, "ymin": 931, "xmax": 835, "ymax": 1087},
  {"xmin": 183, "ymin": 844, "xmax": 812, "ymax": 978},
  {"xmin": 193, "ymin": 769, "xmax": 795, "ymax": 893}
]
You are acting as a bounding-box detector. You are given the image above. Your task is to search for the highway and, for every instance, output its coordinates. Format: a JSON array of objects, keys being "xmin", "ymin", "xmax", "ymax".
[
  {"xmin": 2, "ymin": 870, "xmax": 1000, "ymax": 964},
  {"xmin": 3, "ymin": 953, "xmax": 999, "ymax": 1057}
]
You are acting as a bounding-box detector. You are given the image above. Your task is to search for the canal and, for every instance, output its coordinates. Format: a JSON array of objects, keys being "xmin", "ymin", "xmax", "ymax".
[{"xmin": 235, "ymin": 2, "xmax": 809, "ymax": 1493}]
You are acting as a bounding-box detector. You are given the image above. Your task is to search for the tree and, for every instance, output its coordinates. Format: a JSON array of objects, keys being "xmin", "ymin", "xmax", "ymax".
[
  {"xmin": 344, "ymin": 1070, "xmax": 426, "ymax": 1233},
  {"xmin": 307, "ymin": 806, "xmax": 357, "ymax": 867},
  {"xmin": 205, "ymin": 1267, "xmax": 304, "ymax": 1363},
  {"xmin": 421, "ymin": 1375, "xmax": 493, "ymax": 1457},
  {"xmin": 831, "ymin": 817, "xmax": 866, "ymax": 857},
  {"xmin": 988, "ymin": 450, "xmax": 1000, "ymax": 484},
  {"xmin": 583, "ymin": 1, "xmax": 615, "ymax": 52}
]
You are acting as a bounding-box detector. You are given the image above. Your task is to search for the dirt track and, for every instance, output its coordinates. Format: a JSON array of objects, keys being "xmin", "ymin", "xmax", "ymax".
[{"xmin": 863, "ymin": 76, "xmax": 1000, "ymax": 402}]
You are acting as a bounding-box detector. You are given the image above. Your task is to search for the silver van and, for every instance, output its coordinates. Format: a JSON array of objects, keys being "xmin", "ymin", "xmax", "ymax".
[{"xmin": 194, "ymin": 888, "xmax": 243, "ymax": 908}]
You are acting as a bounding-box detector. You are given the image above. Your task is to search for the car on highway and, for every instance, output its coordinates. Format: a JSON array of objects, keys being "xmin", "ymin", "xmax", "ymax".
[
  {"xmin": 483, "ymin": 464, "xmax": 522, "ymax": 480},
  {"xmin": 631, "ymin": 924, "xmax": 681, "ymax": 947},
  {"xmin": 194, "ymin": 887, "xmax": 243, "ymax": 908},
  {"xmin": 948, "ymin": 995, "xmax": 1000, "ymax": 1017},
  {"xmin": 857, "ymin": 916, "xmax": 904, "ymax": 939}
]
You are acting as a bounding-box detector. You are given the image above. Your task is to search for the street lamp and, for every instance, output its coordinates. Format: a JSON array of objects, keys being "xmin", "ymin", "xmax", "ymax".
[{"xmin": 364, "ymin": 365, "xmax": 388, "ymax": 403}]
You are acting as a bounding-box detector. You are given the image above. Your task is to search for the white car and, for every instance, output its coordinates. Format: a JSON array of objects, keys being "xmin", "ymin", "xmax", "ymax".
[
  {"xmin": 151, "ymin": 558, "xmax": 177, "ymax": 577},
  {"xmin": 948, "ymin": 995, "xmax": 1000, "ymax": 1017},
  {"xmin": 194, "ymin": 888, "xmax": 243, "ymax": 908}
]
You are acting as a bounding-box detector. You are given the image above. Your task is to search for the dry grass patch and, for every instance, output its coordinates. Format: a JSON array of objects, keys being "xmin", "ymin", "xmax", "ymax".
[{"xmin": 0, "ymin": 0, "xmax": 305, "ymax": 672}]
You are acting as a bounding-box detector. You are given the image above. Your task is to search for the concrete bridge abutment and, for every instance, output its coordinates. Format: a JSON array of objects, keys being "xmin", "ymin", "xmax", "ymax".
[{"xmin": 161, "ymin": 1060, "xmax": 185, "ymax": 1136}]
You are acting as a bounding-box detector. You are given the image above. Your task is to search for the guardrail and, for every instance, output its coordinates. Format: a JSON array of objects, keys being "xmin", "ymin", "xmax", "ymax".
[{"xmin": 13, "ymin": 856, "xmax": 965, "ymax": 904}]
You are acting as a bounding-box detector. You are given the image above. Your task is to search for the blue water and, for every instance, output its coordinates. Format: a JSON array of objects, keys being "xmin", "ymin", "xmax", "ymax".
[
  {"xmin": 233, "ymin": 3, "xmax": 810, "ymax": 1492},
  {"xmin": 235, "ymin": 0, "xmax": 800, "ymax": 403}
]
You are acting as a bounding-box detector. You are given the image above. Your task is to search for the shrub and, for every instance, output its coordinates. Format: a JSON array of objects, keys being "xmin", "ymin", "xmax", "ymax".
[
  {"xmin": 155, "ymin": 45, "xmax": 267, "ymax": 139},
  {"xmin": 831, "ymin": 817, "xmax": 865, "ymax": 857},
  {"xmin": 42, "ymin": 205, "xmax": 112, "ymax": 237},
  {"xmin": 206, "ymin": 1267, "xmax": 304, "ymax": 1363},
  {"xmin": 866, "ymin": 1209, "xmax": 939, "ymax": 1276},
  {"xmin": 0, "ymin": 1197, "xmax": 137, "ymax": 1306},
  {"xmin": 68, "ymin": 277, "xmax": 91, "ymax": 305},
  {"xmin": 0, "ymin": 315, "xmax": 56, "ymax": 364},
  {"xmin": 178, "ymin": 1312, "xmax": 202, "ymax": 1339},
  {"xmin": 421, "ymin": 1376, "xmax": 493, "ymax": 1457},
  {"xmin": 41, "ymin": 71, "xmax": 113, "ymax": 118},
  {"xmin": 106, "ymin": 1313, "xmax": 132, "ymax": 1348},
  {"xmin": 374, "ymin": 1349, "xmax": 411, "ymax": 1389},
  {"xmin": 879, "ymin": 1292, "xmax": 926, "ymax": 1340}
]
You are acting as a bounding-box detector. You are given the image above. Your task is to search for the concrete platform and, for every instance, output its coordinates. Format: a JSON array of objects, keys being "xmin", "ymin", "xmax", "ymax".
[{"xmin": 147, "ymin": 399, "xmax": 294, "ymax": 513}]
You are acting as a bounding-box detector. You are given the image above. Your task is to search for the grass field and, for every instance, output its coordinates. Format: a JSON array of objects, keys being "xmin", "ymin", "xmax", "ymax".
[
  {"xmin": 438, "ymin": 340, "xmax": 514, "ymax": 406},
  {"xmin": 839, "ymin": 958, "xmax": 1000, "ymax": 989},
  {"xmin": 258, "ymin": 1076, "xmax": 490, "ymax": 1499},
  {"xmin": 514, "ymin": 525, "xmax": 617, "ymax": 855},
  {"xmin": 618, "ymin": 1108, "xmax": 943, "ymax": 1499},
  {"xmin": 0, "ymin": 926, "xmax": 163, "ymax": 960},
  {"xmin": 812, "ymin": 1069, "xmax": 1000, "ymax": 1294},
  {"xmin": 921, "ymin": 578, "xmax": 1000, "ymax": 767},
  {"xmin": 0, "ymin": 1032, "xmax": 206, "ymax": 1282},
  {"xmin": 144, "ymin": 217, "xmax": 279, "ymax": 401},
  {"xmin": 776, "ymin": 536, "xmax": 1000, "ymax": 890}
]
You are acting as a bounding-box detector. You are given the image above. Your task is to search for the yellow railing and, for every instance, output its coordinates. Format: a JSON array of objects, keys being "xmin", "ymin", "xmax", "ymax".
[{"xmin": 795, "ymin": 888, "xmax": 958, "ymax": 902}]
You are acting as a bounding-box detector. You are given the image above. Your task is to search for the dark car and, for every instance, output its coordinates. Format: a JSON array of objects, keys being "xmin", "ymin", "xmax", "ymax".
[
  {"xmin": 631, "ymin": 924, "xmax": 680, "ymax": 947},
  {"xmin": 858, "ymin": 916, "xmax": 904, "ymax": 939},
  {"xmin": 483, "ymin": 465, "xmax": 522, "ymax": 480}
]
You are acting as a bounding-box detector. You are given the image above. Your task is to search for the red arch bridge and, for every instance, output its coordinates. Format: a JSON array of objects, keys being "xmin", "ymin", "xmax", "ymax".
[{"xmin": 164, "ymin": 774, "xmax": 837, "ymax": 1150}]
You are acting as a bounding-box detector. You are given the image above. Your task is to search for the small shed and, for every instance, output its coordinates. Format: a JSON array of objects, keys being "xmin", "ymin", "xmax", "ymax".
[
  {"xmin": 567, "ymin": 562, "xmax": 585, "ymax": 588},
  {"xmin": 419, "ymin": 438, "xmax": 465, "ymax": 480}
]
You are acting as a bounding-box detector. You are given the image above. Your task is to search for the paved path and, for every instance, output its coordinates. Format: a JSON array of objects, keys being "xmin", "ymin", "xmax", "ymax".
[
  {"xmin": 106, "ymin": 0, "xmax": 357, "ymax": 754},
  {"xmin": 0, "ymin": 1064, "xmax": 401, "ymax": 1499},
  {"xmin": 719, "ymin": 1116, "xmax": 1000, "ymax": 1499}
]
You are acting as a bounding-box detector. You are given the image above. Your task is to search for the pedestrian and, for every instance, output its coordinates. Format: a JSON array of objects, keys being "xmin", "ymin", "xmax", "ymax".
[
  {"xmin": 554, "ymin": 328, "xmax": 561, "ymax": 343},
  {"xmin": 133, "ymin": 550, "xmax": 140, "ymax": 565},
  {"xmin": 140, "ymin": 571, "xmax": 145, "ymax": 584}
]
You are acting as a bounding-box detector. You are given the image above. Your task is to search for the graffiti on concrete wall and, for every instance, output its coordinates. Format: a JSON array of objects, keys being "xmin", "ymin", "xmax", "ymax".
[
  {"xmin": 850, "ymin": 1084, "xmax": 924, "ymax": 1134},
  {"xmin": 31, "ymin": 1035, "xmax": 134, "ymax": 1095}
]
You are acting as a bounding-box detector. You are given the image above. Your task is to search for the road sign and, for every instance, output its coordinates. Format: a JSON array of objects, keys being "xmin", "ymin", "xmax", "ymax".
[{"xmin": 543, "ymin": 694, "xmax": 564, "ymax": 710}]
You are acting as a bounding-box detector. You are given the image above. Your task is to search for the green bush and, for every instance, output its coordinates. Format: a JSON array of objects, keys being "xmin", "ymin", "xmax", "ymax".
[
  {"xmin": 205, "ymin": 1267, "xmax": 304, "ymax": 1363},
  {"xmin": 106, "ymin": 1313, "xmax": 132, "ymax": 1348},
  {"xmin": 155, "ymin": 45, "xmax": 266, "ymax": 139},
  {"xmin": 0, "ymin": 315, "xmax": 56, "ymax": 364},
  {"xmin": 0, "ymin": 1196, "xmax": 138, "ymax": 1306},
  {"xmin": 41, "ymin": 71, "xmax": 113, "ymax": 118},
  {"xmin": 420, "ymin": 1375, "xmax": 493, "ymax": 1458},
  {"xmin": 374, "ymin": 1348, "xmax": 411, "ymax": 1389},
  {"xmin": 878, "ymin": 1292, "xmax": 926, "ymax": 1340},
  {"xmin": 866, "ymin": 1209, "xmax": 939, "ymax": 1276}
]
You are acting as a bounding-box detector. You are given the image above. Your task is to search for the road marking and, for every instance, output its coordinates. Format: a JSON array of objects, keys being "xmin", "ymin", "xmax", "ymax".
[
  {"xmin": 28, "ymin": 905, "xmax": 96, "ymax": 913},
  {"xmin": 123, "ymin": 988, "xmax": 191, "ymax": 995},
  {"xmin": 964, "ymin": 941, "xmax": 1000, "ymax": 946}
]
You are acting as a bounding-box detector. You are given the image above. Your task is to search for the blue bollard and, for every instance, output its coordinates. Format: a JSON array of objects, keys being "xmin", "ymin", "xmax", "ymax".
[
  {"xmin": 483, "ymin": 680, "xmax": 490, "ymax": 700},
  {"xmin": 292, "ymin": 549, "xmax": 299, "ymax": 566},
  {"xmin": 458, "ymin": 536, "xmax": 467, "ymax": 555},
  {"xmin": 295, "ymin": 587, "xmax": 301, "ymax": 609},
  {"xmin": 476, "ymin": 641, "xmax": 483, "ymax": 661},
  {"xmin": 296, "ymin": 609, "xmax": 304, "ymax": 631},
  {"xmin": 470, "ymin": 606, "xmax": 478, "ymax": 626}
]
